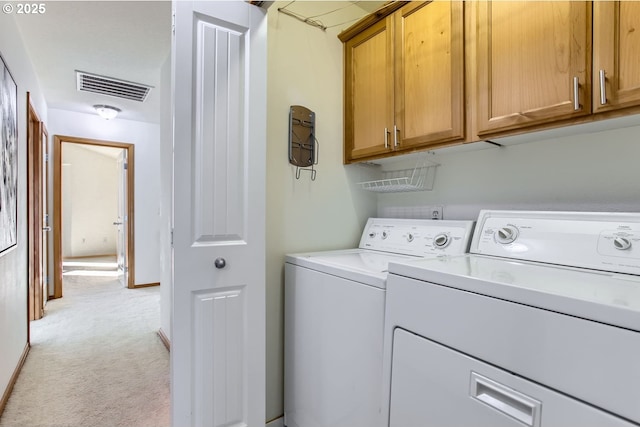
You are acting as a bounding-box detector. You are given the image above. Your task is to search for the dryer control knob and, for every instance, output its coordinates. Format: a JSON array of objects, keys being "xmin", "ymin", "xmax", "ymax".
[
  {"xmin": 368, "ymin": 231, "xmax": 376, "ymax": 238},
  {"xmin": 382, "ymin": 231, "xmax": 389, "ymax": 240},
  {"xmin": 495, "ymin": 226, "xmax": 519, "ymax": 244},
  {"xmin": 433, "ymin": 234, "xmax": 450, "ymax": 248},
  {"xmin": 407, "ymin": 233, "xmax": 414, "ymax": 242},
  {"xmin": 614, "ymin": 236, "xmax": 632, "ymax": 251}
]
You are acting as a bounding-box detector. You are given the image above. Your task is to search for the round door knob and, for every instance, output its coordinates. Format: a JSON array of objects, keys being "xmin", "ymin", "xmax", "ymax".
[{"xmin": 214, "ymin": 257, "xmax": 227, "ymax": 269}]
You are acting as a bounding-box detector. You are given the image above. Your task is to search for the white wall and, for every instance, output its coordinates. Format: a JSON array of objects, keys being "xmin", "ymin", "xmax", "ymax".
[
  {"xmin": 377, "ymin": 123, "xmax": 640, "ymax": 219},
  {"xmin": 62, "ymin": 144, "xmax": 119, "ymax": 258},
  {"xmin": 265, "ymin": 2, "xmax": 378, "ymax": 421},
  {"xmin": 48, "ymin": 109, "xmax": 161, "ymax": 285},
  {"xmin": 0, "ymin": 12, "xmax": 47, "ymax": 407}
]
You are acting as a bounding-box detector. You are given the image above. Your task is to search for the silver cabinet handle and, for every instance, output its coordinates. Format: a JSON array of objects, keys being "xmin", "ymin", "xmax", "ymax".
[
  {"xmin": 214, "ymin": 257, "xmax": 226, "ymax": 269},
  {"xmin": 393, "ymin": 125, "xmax": 400, "ymax": 147},
  {"xmin": 573, "ymin": 76, "xmax": 581, "ymax": 111},
  {"xmin": 384, "ymin": 127, "xmax": 390, "ymax": 149},
  {"xmin": 599, "ymin": 69, "xmax": 607, "ymax": 105}
]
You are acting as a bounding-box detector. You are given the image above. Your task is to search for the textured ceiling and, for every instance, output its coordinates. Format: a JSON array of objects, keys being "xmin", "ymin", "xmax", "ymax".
[
  {"xmin": 14, "ymin": 1, "xmax": 171, "ymax": 124},
  {"xmin": 277, "ymin": 1, "xmax": 388, "ymax": 31},
  {"xmin": 13, "ymin": 1, "xmax": 384, "ymax": 124}
]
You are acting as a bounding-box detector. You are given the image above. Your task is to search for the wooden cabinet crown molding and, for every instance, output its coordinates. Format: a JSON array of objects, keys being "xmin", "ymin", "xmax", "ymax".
[{"xmin": 338, "ymin": 1, "xmax": 409, "ymax": 42}]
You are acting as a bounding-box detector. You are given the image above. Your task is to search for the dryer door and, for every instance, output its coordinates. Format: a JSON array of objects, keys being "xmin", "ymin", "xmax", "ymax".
[{"xmin": 389, "ymin": 328, "xmax": 635, "ymax": 427}]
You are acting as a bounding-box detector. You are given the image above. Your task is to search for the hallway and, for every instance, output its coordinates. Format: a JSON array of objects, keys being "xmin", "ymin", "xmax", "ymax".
[{"xmin": 0, "ymin": 273, "xmax": 169, "ymax": 427}]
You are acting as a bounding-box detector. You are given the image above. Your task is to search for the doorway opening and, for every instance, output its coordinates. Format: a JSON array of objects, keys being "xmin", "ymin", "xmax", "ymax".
[{"xmin": 53, "ymin": 135, "xmax": 135, "ymax": 297}]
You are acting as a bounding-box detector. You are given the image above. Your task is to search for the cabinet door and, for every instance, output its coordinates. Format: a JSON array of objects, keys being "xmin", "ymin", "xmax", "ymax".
[
  {"xmin": 344, "ymin": 18, "xmax": 394, "ymax": 162},
  {"xmin": 476, "ymin": 1, "xmax": 591, "ymax": 135},
  {"xmin": 394, "ymin": 1, "xmax": 465, "ymax": 150},
  {"xmin": 593, "ymin": 2, "xmax": 640, "ymax": 113}
]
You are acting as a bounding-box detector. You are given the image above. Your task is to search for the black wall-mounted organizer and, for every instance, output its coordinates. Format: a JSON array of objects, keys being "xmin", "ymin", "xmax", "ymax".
[{"xmin": 288, "ymin": 105, "xmax": 318, "ymax": 180}]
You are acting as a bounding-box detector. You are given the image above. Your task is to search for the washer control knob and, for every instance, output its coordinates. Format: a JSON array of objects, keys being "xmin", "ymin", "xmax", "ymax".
[
  {"xmin": 495, "ymin": 226, "xmax": 519, "ymax": 244},
  {"xmin": 382, "ymin": 231, "xmax": 389, "ymax": 240},
  {"xmin": 368, "ymin": 231, "xmax": 376, "ymax": 238},
  {"xmin": 614, "ymin": 237, "xmax": 632, "ymax": 251},
  {"xmin": 407, "ymin": 233, "xmax": 414, "ymax": 242},
  {"xmin": 433, "ymin": 233, "xmax": 450, "ymax": 248}
]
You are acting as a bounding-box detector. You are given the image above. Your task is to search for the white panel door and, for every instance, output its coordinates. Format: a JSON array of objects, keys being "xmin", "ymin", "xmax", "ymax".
[
  {"xmin": 171, "ymin": 1, "xmax": 267, "ymax": 426},
  {"xmin": 115, "ymin": 149, "xmax": 128, "ymax": 288}
]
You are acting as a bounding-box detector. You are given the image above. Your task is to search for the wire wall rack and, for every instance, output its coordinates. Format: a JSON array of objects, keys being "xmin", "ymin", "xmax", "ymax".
[{"xmin": 356, "ymin": 154, "xmax": 439, "ymax": 193}]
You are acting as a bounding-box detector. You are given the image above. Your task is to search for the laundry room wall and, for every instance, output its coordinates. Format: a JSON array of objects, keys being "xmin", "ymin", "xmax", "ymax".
[
  {"xmin": 376, "ymin": 121, "xmax": 640, "ymax": 221},
  {"xmin": 265, "ymin": 2, "xmax": 379, "ymax": 422},
  {"xmin": 47, "ymin": 109, "xmax": 161, "ymax": 285},
  {"xmin": 0, "ymin": 11, "xmax": 48, "ymax": 413}
]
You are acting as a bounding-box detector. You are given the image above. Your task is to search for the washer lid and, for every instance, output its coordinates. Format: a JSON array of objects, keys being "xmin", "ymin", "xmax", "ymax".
[
  {"xmin": 388, "ymin": 254, "xmax": 640, "ymax": 332},
  {"xmin": 286, "ymin": 249, "xmax": 419, "ymax": 289}
]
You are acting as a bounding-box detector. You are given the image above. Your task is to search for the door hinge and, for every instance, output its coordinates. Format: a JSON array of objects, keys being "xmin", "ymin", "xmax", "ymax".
[
  {"xmin": 172, "ymin": 12, "xmax": 176, "ymax": 36},
  {"xmin": 124, "ymin": 162, "xmax": 128, "ymax": 170},
  {"xmin": 44, "ymin": 153, "xmax": 49, "ymax": 162},
  {"xmin": 171, "ymin": 228, "xmax": 174, "ymax": 246}
]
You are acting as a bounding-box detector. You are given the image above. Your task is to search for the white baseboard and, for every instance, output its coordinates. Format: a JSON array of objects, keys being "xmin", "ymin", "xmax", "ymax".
[{"xmin": 266, "ymin": 416, "xmax": 284, "ymax": 427}]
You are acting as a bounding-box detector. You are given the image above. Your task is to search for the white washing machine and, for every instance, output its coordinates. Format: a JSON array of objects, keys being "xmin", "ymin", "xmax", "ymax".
[
  {"xmin": 284, "ymin": 218, "xmax": 476, "ymax": 427},
  {"xmin": 382, "ymin": 210, "xmax": 640, "ymax": 427}
]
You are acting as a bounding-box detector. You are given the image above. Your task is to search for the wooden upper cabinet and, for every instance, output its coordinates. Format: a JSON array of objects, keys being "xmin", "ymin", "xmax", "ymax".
[
  {"xmin": 476, "ymin": 1, "xmax": 592, "ymax": 136},
  {"xmin": 342, "ymin": 1, "xmax": 465, "ymax": 163},
  {"xmin": 344, "ymin": 18, "xmax": 394, "ymax": 161},
  {"xmin": 593, "ymin": 1, "xmax": 640, "ymax": 113},
  {"xmin": 394, "ymin": 1, "xmax": 465, "ymax": 151}
]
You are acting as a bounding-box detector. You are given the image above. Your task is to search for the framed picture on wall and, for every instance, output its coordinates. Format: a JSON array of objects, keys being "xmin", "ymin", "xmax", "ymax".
[{"xmin": 0, "ymin": 53, "xmax": 18, "ymax": 255}]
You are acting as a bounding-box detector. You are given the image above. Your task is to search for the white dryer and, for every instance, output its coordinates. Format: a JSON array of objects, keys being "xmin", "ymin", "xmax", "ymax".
[
  {"xmin": 382, "ymin": 210, "xmax": 640, "ymax": 427},
  {"xmin": 284, "ymin": 218, "xmax": 475, "ymax": 427}
]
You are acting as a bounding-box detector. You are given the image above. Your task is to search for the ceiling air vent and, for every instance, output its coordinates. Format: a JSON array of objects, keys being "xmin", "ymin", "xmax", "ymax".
[{"xmin": 76, "ymin": 71, "xmax": 152, "ymax": 102}]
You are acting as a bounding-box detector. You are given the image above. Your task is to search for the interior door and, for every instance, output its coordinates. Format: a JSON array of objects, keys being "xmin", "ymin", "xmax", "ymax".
[
  {"xmin": 171, "ymin": 1, "xmax": 267, "ymax": 426},
  {"xmin": 115, "ymin": 149, "xmax": 128, "ymax": 288},
  {"xmin": 41, "ymin": 124, "xmax": 50, "ymax": 303},
  {"xmin": 26, "ymin": 95, "xmax": 44, "ymax": 321}
]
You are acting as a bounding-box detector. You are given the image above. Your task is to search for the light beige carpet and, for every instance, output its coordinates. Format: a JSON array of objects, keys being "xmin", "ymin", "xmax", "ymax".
[{"xmin": 0, "ymin": 275, "xmax": 170, "ymax": 427}]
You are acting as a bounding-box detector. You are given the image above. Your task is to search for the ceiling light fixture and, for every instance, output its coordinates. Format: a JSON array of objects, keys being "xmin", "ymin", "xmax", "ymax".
[{"xmin": 93, "ymin": 104, "xmax": 121, "ymax": 120}]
